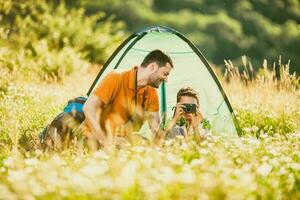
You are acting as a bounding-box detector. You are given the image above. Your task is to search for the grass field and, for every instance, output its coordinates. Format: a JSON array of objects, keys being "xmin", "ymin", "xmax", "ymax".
[{"xmin": 0, "ymin": 61, "xmax": 299, "ymax": 199}]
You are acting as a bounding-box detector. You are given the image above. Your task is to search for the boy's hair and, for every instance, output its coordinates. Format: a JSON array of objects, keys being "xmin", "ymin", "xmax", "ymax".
[
  {"xmin": 141, "ymin": 49, "xmax": 173, "ymax": 68},
  {"xmin": 177, "ymin": 87, "xmax": 200, "ymax": 105}
]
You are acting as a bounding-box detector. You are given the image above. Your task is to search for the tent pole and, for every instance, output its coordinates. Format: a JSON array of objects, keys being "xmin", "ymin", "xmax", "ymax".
[
  {"xmin": 113, "ymin": 33, "xmax": 147, "ymax": 69},
  {"xmin": 160, "ymin": 82, "xmax": 167, "ymax": 129}
]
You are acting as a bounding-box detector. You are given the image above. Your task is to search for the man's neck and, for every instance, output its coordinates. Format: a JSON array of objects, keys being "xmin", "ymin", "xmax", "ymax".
[{"xmin": 136, "ymin": 67, "xmax": 148, "ymax": 87}]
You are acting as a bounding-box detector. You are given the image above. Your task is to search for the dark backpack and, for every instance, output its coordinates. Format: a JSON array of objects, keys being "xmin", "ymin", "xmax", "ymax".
[{"xmin": 39, "ymin": 96, "xmax": 87, "ymax": 150}]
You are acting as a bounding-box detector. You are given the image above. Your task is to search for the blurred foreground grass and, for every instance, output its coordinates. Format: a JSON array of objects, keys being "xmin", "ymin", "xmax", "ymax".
[{"xmin": 0, "ymin": 133, "xmax": 299, "ymax": 199}]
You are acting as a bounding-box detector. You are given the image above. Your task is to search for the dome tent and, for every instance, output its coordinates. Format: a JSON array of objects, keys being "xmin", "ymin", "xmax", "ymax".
[{"xmin": 87, "ymin": 25, "xmax": 240, "ymax": 136}]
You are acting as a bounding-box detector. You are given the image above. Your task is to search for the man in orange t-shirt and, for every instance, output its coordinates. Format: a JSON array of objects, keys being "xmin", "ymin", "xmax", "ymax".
[{"xmin": 83, "ymin": 50, "xmax": 173, "ymax": 149}]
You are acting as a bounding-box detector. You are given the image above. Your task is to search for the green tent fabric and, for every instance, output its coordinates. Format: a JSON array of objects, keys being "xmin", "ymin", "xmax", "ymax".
[{"xmin": 87, "ymin": 25, "xmax": 240, "ymax": 136}]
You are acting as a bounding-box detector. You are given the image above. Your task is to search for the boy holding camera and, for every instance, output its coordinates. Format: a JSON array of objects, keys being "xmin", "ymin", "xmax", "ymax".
[{"xmin": 163, "ymin": 87, "xmax": 207, "ymax": 142}]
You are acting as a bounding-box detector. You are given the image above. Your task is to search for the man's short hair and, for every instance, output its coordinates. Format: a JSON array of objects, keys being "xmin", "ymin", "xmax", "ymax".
[
  {"xmin": 177, "ymin": 87, "xmax": 200, "ymax": 105},
  {"xmin": 141, "ymin": 49, "xmax": 173, "ymax": 68}
]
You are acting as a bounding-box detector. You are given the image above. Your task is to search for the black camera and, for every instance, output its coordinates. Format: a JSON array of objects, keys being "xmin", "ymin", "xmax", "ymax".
[{"xmin": 182, "ymin": 103, "xmax": 197, "ymax": 113}]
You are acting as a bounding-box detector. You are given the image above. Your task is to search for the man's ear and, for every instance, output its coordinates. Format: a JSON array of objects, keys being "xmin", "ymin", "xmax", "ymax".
[{"xmin": 149, "ymin": 62, "xmax": 158, "ymax": 72}]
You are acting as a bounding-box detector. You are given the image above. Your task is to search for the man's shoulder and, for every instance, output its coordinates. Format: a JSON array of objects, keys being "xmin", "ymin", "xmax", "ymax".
[
  {"xmin": 96, "ymin": 71, "xmax": 123, "ymax": 90},
  {"xmin": 101, "ymin": 71, "xmax": 124, "ymax": 84},
  {"xmin": 110, "ymin": 68, "xmax": 133, "ymax": 79},
  {"xmin": 106, "ymin": 71, "xmax": 123, "ymax": 78}
]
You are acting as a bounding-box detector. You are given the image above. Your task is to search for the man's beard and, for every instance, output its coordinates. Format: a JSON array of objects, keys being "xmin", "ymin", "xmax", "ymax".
[
  {"xmin": 149, "ymin": 74, "xmax": 162, "ymax": 88},
  {"xmin": 149, "ymin": 79, "xmax": 161, "ymax": 88}
]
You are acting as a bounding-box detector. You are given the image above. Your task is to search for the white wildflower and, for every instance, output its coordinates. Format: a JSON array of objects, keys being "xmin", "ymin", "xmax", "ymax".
[
  {"xmin": 178, "ymin": 165, "xmax": 196, "ymax": 184},
  {"xmin": 190, "ymin": 158, "xmax": 205, "ymax": 167},
  {"xmin": 180, "ymin": 142, "xmax": 188, "ymax": 150},
  {"xmin": 154, "ymin": 166, "xmax": 176, "ymax": 183},
  {"xmin": 290, "ymin": 163, "xmax": 300, "ymax": 171},
  {"xmin": 164, "ymin": 139, "xmax": 173, "ymax": 146},
  {"xmin": 93, "ymin": 150, "xmax": 109, "ymax": 160},
  {"xmin": 165, "ymin": 153, "xmax": 183, "ymax": 166},
  {"xmin": 3, "ymin": 157, "xmax": 14, "ymax": 168},
  {"xmin": 25, "ymin": 158, "xmax": 39, "ymax": 166},
  {"xmin": 132, "ymin": 146, "xmax": 146, "ymax": 153},
  {"xmin": 257, "ymin": 163, "xmax": 272, "ymax": 176},
  {"xmin": 116, "ymin": 160, "xmax": 138, "ymax": 188},
  {"xmin": 0, "ymin": 184, "xmax": 17, "ymax": 200}
]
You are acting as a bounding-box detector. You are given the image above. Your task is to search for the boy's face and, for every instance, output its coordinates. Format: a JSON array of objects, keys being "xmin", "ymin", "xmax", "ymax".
[{"xmin": 178, "ymin": 96, "xmax": 198, "ymax": 122}]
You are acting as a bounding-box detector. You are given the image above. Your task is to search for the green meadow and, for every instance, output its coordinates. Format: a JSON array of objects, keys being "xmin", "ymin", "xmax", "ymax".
[{"xmin": 0, "ymin": 1, "xmax": 299, "ymax": 199}]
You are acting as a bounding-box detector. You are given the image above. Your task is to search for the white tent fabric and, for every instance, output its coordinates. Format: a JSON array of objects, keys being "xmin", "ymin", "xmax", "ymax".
[{"xmin": 88, "ymin": 26, "xmax": 239, "ymax": 137}]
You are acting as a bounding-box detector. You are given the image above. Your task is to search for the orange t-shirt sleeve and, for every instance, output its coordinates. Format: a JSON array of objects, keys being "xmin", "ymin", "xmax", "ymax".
[
  {"xmin": 147, "ymin": 89, "xmax": 159, "ymax": 112},
  {"xmin": 93, "ymin": 72, "xmax": 121, "ymax": 105}
]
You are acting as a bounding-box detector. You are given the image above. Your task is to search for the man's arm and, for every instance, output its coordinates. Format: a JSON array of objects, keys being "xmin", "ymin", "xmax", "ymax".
[
  {"xmin": 83, "ymin": 72, "xmax": 121, "ymax": 149},
  {"xmin": 83, "ymin": 95, "xmax": 106, "ymax": 144},
  {"xmin": 147, "ymin": 111, "xmax": 163, "ymax": 145}
]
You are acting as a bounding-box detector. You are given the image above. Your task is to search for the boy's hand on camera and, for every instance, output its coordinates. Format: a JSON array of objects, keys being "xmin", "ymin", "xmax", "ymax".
[
  {"xmin": 174, "ymin": 103, "xmax": 185, "ymax": 120},
  {"xmin": 191, "ymin": 108, "xmax": 204, "ymax": 129}
]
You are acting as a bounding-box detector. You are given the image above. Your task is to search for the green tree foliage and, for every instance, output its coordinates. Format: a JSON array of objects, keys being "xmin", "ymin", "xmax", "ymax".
[
  {"xmin": 0, "ymin": 0, "xmax": 124, "ymax": 82},
  {"xmin": 76, "ymin": 0, "xmax": 300, "ymax": 74}
]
